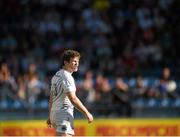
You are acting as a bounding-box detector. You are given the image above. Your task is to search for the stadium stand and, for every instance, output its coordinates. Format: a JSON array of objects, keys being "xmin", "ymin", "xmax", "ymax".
[{"xmin": 0, "ymin": 0, "xmax": 180, "ymax": 119}]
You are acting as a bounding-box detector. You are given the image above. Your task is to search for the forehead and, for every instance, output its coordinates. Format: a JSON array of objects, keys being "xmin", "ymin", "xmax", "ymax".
[{"xmin": 69, "ymin": 57, "xmax": 80, "ymax": 62}]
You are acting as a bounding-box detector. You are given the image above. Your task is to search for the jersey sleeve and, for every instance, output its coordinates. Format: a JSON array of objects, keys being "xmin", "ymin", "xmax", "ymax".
[{"xmin": 62, "ymin": 75, "xmax": 76, "ymax": 93}]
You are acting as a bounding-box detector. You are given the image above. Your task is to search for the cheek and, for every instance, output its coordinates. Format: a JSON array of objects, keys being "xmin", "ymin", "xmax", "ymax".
[{"xmin": 71, "ymin": 63, "xmax": 77, "ymax": 68}]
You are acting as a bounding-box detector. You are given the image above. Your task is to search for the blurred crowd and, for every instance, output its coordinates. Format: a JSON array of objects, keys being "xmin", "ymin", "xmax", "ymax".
[
  {"xmin": 77, "ymin": 67, "xmax": 179, "ymax": 117},
  {"xmin": 0, "ymin": 0, "xmax": 180, "ymax": 117}
]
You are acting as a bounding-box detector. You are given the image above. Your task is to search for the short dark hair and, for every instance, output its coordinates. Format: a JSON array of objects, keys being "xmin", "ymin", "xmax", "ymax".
[{"xmin": 62, "ymin": 49, "xmax": 80, "ymax": 66}]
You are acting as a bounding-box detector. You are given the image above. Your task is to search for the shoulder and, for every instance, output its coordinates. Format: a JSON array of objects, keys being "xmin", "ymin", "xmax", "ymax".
[
  {"xmin": 62, "ymin": 70, "xmax": 74, "ymax": 81},
  {"xmin": 51, "ymin": 69, "xmax": 74, "ymax": 83},
  {"xmin": 51, "ymin": 70, "xmax": 63, "ymax": 82}
]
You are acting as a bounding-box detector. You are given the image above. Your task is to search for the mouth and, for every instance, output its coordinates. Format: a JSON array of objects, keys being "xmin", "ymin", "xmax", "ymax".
[{"xmin": 74, "ymin": 66, "xmax": 78, "ymax": 69}]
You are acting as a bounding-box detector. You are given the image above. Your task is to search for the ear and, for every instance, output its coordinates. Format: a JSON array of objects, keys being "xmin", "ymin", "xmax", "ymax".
[{"xmin": 64, "ymin": 60, "xmax": 68, "ymax": 65}]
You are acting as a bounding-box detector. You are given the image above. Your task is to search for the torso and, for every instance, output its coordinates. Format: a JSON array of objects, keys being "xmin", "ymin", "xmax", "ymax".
[{"xmin": 50, "ymin": 69, "xmax": 76, "ymax": 116}]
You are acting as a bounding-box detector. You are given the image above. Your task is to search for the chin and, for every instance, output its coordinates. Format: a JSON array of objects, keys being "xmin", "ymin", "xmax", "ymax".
[
  {"xmin": 74, "ymin": 68, "xmax": 78, "ymax": 72},
  {"xmin": 72, "ymin": 66, "xmax": 78, "ymax": 71}
]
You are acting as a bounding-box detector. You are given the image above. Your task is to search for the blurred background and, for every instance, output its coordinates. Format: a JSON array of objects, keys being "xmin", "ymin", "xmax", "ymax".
[{"xmin": 0, "ymin": 0, "xmax": 180, "ymax": 136}]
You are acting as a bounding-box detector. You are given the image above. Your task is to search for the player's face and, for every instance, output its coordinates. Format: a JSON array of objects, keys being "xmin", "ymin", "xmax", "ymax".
[{"xmin": 66, "ymin": 57, "xmax": 80, "ymax": 72}]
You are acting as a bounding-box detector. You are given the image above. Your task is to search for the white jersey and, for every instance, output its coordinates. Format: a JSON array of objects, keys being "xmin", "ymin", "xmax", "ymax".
[{"xmin": 50, "ymin": 69, "xmax": 76, "ymax": 116}]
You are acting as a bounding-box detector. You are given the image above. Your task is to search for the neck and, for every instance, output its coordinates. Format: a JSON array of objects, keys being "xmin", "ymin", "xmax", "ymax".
[{"xmin": 63, "ymin": 66, "xmax": 73, "ymax": 74}]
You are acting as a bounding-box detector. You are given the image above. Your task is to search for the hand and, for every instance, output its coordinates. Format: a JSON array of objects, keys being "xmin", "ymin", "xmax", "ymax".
[
  {"xmin": 47, "ymin": 118, "xmax": 52, "ymax": 128},
  {"xmin": 86, "ymin": 112, "xmax": 93, "ymax": 124}
]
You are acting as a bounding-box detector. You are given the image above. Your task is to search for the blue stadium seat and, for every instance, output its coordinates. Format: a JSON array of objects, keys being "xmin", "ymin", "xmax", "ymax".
[
  {"xmin": 174, "ymin": 98, "xmax": 180, "ymax": 107},
  {"xmin": 160, "ymin": 99, "xmax": 171, "ymax": 107},
  {"xmin": 133, "ymin": 98, "xmax": 146, "ymax": 107},
  {"xmin": 12, "ymin": 100, "xmax": 23, "ymax": 109},
  {"xmin": 0, "ymin": 100, "xmax": 8, "ymax": 109},
  {"xmin": 128, "ymin": 78, "xmax": 136, "ymax": 88},
  {"xmin": 147, "ymin": 98, "xmax": 160, "ymax": 107},
  {"xmin": 38, "ymin": 100, "xmax": 48, "ymax": 108}
]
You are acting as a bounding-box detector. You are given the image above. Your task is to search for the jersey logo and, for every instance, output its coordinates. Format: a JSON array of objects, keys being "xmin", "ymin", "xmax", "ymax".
[{"xmin": 61, "ymin": 125, "xmax": 67, "ymax": 131}]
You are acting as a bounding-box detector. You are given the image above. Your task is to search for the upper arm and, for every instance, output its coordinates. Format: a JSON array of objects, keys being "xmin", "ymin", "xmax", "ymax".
[
  {"xmin": 66, "ymin": 91, "xmax": 77, "ymax": 102},
  {"xmin": 49, "ymin": 91, "xmax": 53, "ymax": 102}
]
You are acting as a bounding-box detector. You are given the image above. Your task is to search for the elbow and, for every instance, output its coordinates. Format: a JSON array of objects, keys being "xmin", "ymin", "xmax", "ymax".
[
  {"xmin": 71, "ymin": 96, "xmax": 78, "ymax": 103},
  {"xmin": 67, "ymin": 92, "xmax": 79, "ymax": 105},
  {"xmin": 70, "ymin": 96, "xmax": 78, "ymax": 105}
]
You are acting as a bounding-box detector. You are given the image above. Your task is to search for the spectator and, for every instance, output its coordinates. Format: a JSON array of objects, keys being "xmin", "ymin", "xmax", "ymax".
[
  {"xmin": 96, "ymin": 77, "xmax": 113, "ymax": 117},
  {"xmin": 158, "ymin": 67, "xmax": 177, "ymax": 99},
  {"xmin": 77, "ymin": 70, "xmax": 96, "ymax": 108},
  {"xmin": 0, "ymin": 63, "xmax": 18, "ymax": 102},
  {"xmin": 112, "ymin": 77, "xmax": 131, "ymax": 117},
  {"xmin": 26, "ymin": 63, "xmax": 48, "ymax": 106},
  {"xmin": 131, "ymin": 75, "xmax": 147, "ymax": 99}
]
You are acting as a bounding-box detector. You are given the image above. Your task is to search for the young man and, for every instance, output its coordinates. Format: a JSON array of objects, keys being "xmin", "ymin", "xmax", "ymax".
[{"xmin": 47, "ymin": 49, "xmax": 93, "ymax": 136}]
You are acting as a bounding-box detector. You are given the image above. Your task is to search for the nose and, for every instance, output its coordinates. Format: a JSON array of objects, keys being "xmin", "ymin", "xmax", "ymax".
[{"xmin": 75, "ymin": 62, "xmax": 78, "ymax": 66}]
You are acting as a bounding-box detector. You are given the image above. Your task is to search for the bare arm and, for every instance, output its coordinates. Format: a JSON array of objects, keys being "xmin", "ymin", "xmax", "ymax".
[
  {"xmin": 49, "ymin": 93, "xmax": 53, "ymax": 115},
  {"xmin": 47, "ymin": 92, "xmax": 53, "ymax": 127},
  {"xmin": 67, "ymin": 91, "xmax": 93, "ymax": 123}
]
